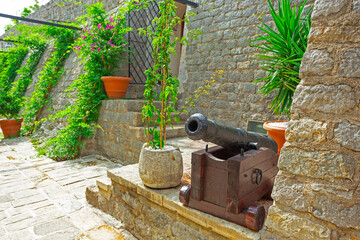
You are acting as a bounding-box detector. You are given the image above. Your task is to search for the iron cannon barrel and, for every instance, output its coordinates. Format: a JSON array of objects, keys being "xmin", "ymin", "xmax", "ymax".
[{"xmin": 185, "ymin": 113, "xmax": 278, "ymax": 154}]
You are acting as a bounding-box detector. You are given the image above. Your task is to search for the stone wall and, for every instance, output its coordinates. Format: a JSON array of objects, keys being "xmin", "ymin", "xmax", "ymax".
[
  {"xmin": 31, "ymin": 49, "xmax": 84, "ymax": 142},
  {"xmin": 86, "ymin": 164, "xmax": 263, "ymax": 240},
  {"xmin": 29, "ymin": 0, "xmax": 124, "ymax": 22},
  {"xmin": 180, "ymin": 0, "xmax": 314, "ymax": 128},
  {"xmin": 82, "ymin": 100, "xmax": 186, "ymax": 164},
  {"xmin": 263, "ymin": 0, "xmax": 360, "ymax": 239}
]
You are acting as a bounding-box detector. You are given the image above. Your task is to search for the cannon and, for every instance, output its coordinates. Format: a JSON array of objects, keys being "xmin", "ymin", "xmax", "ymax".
[
  {"xmin": 185, "ymin": 113, "xmax": 278, "ymax": 154},
  {"xmin": 179, "ymin": 113, "xmax": 279, "ymax": 231}
]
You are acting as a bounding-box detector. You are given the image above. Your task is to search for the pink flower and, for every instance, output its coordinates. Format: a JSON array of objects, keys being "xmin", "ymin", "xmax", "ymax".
[
  {"xmin": 97, "ymin": 23, "xmax": 101, "ymax": 29},
  {"xmin": 134, "ymin": 1, "xmax": 138, "ymax": 4},
  {"xmin": 97, "ymin": 47, "xmax": 101, "ymax": 52},
  {"xmin": 109, "ymin": 17, "xmax": 114, "ymax": 22},
  {"xmin": 91, "ymin": 43, "xmax": 96, "ymax": 46},
  {"xmin": 82, "ymin": 35, "xmax": 87, "ymax": 39},
  {"xmin": 111, "ymin": 44, "xmax": 115, "ymax": 47}
]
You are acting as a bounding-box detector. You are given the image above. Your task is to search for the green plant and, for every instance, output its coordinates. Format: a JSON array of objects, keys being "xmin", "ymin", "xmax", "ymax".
[
  {"xmin": 0, "ymin": 45, "xmax": 29, "ymax": 119},
  {"xmin": 5, "ymin": 0, "xmax": 40, "ymax": 32},
  {"xmin": 251, "ymin": 0, "xmax": 312, "ymax": 117},
  {"xmin": 73, "ymin": 1, "xmax": 136, "ymax": 75},
  {"xmin": 37, "ymin": 1, "xmax": 146, "ymax": 160},
  {"xmin": 141, "ymin": 0, "xmax": 202, "ymax": 149},
  {"xmin": 179, "ymin": 70, "xmax": 224, "ymax": 114},
  {"xmin": 21, "ymin": 26, "xmax": 77, "ymax": 134}
]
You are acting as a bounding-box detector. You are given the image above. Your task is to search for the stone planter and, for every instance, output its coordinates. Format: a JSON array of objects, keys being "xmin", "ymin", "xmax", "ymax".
[
  {"xmin": 101, "ymin": 76, "xmax": 132, "ymax": 99},
  {"xmin": 0, "ymin": 118, "xmax": 23, "ymax": 138},
  {"xmin": 139, "ymin": 143, "xmax": 183, "ymax": 189},
  {"xmin": 263, "ymin": 121, "xmax": 288, "ymax": 155}
]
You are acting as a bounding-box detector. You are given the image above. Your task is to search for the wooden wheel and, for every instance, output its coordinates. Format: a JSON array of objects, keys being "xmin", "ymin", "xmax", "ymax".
[
  {"xmin": 243, "ymin": 203, "xmax": 266, "ymax": 231},
  {"xmin": 179, "ymin": 185, "xmax": 191, "ymax": 206}
]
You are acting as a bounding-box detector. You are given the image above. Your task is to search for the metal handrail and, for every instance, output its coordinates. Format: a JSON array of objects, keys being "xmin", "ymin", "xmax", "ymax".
[{"xmin": 0, "ymin": 13, "xmax": 81, "ymax": 30}]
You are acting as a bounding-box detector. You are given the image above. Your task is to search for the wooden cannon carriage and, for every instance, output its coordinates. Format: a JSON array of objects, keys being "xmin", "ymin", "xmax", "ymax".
[{"xmin": 179, "ymin": 113, "xmax": 279, "ymax": 231}]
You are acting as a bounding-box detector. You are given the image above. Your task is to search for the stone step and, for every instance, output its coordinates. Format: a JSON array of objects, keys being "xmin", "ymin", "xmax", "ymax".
[
  {"xmin": 96, "ymin": 177, "xmax": 112, "ymax": 201},
  {"xmin": 99, "ymin": 111, "xmax": 145, "ymax": 127},
  {"xmin": 101, "ymin": 99, "xmax": 162, "ymax": 113},
  {"xmin": 101, "ymin": 99, "xmax": 189, "ymax": 122},
  {"xmin": 96, "ymin": 177, "xmax": 112, "ymax": 192},
  {"xmin": 166, "ymin": 124, "xmax": 187, "ymax": 139},
  {"xmin": 99, "ymin": 109, "xmax": 188, "ymax": 128},
  {"xmin": 129, "ymin": 124, "xmax": 186, "ymax": 141}
]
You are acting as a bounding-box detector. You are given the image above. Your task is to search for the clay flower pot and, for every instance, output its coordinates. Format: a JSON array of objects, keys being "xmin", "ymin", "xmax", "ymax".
[
  {"xmin": 0, "ymin": 118, "xmax": 23, "ymax": 138},
  {"xmin": 101, "ymin": 76, "xmax": 132, "ymax": 99},
  {"xmin": 263, "ymin": 121, "xmax": 288, "ymax": 155},
  {"xmin": 139, "ymin": 143, "xmax": 183, "ymax": 189}
]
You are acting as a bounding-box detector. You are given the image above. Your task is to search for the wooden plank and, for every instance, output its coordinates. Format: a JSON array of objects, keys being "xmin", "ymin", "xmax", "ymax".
[
  {"xmin": 238, "ymin": 154, "xmax": 278, "ymax": 184},
  {"xmin": 226, "ymin": 159, "xmax": 240, "ymax": 214},
  {"xmin": 229, "ymin": 148, "xmax": 278, "ymax": 173},
  {"xmin": 188, "ymin": 198, "xmax": 246, "ymax": 227},
  {"xmin": 191, "ymin": 152, "xmax": 205, "ymax": 200},
  {"xmin": 203, "ymin": 166, "xmax": 227, "ymax": 207},
  {"xmin": 237, "ymin": 177, "xmax": 275, "ymax": 210},
  {"xmin": 188, "ymin": 198, "xmax": 265, "ymax": 231},
  {"xmin": 237, "ymin": 167, "xmax": 278, "ymax": 199}
]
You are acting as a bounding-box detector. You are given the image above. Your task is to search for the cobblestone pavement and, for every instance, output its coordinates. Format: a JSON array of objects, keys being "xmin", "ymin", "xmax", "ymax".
[{"xmin": 0, "ymin": 137, "xmax": 136, "ymax": 240}]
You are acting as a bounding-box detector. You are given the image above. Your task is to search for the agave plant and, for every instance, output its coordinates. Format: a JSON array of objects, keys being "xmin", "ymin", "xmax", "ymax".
[{"xmin": 251, "ymin": 0, "xmax": 313, "ymax": 117}]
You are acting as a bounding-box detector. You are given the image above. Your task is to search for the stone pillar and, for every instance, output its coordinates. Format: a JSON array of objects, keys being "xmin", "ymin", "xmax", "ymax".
[{"xmin": 263, "ymin": 0, "xmax": 360, "ymax": 239}]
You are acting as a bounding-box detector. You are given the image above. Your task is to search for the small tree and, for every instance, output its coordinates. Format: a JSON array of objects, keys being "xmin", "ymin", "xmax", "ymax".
[{"xmin": 140, "ymin": 0, "xmax": 201, "ymax": 149}]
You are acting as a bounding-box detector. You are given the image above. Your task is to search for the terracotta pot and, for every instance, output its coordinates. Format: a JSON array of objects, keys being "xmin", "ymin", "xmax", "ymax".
[
  {"xmin": 263, "ymin": 121, "xmax": 288, "ymax": 155},
  {"xmin": 139, "ymin": 143, "xmax": 183, "ymax": 189},
  {"xmin": 0, "ymin": 118, "xmax": 23, "ymax": 138},
  {"xmin": 101, "ymin": 76, "xmax": 132, "ymax": 99}
]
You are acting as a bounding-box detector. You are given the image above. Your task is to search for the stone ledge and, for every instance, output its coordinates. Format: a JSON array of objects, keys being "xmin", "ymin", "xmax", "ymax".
[{"xmin": 104, "ymin": 164, "xmax": 262, "ymax": 240}]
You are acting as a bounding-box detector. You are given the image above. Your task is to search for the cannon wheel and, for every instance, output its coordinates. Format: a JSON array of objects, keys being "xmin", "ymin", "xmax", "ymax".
[
  {"xmin": 243, "ymin": 203, "xmax": 266, "ymax": 231},
  {"xmin": 179, "ymin": 185, "xmax": 191, "ymax": 206}
]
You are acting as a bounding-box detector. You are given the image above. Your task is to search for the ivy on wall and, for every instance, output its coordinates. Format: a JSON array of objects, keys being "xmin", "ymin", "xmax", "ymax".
[
  {"xmin": 8, "ymin": 41, "xmax": 46, "ymax": 119},
  {"xmin": 0, "ymin": 45, "xmax": 29, "ymax": 119},
  {"xmin": 21, "ymin": 26, "xmax": 76, "ymax": 134},
  {"xmin": 38, "ymin": 1, "xmax": 144, "ymax": 160}
]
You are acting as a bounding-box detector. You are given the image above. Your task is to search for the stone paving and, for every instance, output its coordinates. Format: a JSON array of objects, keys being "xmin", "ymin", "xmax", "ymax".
[{"xmin": 0, "ymin": 137, "xmax": 136, "ymax": 240}]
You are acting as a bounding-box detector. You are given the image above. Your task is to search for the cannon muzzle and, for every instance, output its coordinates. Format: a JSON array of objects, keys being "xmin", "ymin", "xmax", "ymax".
[{"xmin": 185, "ymin": 113, "xmax": 278, "ymax": 154}]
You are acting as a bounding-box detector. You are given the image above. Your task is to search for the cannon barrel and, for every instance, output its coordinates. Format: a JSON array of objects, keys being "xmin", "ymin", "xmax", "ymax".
[{"xmin": 185, "ymin": 113, "xmax": 278, "ymax": 154}]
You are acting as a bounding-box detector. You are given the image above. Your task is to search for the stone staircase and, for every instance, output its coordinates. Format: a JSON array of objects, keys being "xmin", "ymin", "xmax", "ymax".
[{"xmin": 82, "ymin": 99, "xmax": 187, "ymax": 165}]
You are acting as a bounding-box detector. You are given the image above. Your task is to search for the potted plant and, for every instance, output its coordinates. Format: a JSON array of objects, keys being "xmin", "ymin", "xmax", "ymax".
[
  {"xmin": 139, "ymin": 0, "xmax": 202, "ymax": 188},
  {"xmin": 251, "ymin": 0, "xmax": 312, "ymax": 154},
  {"xmin": 74, "ymin": 2, "xmax": 135, "ymax": 99},
  {"xmin": 0, "ymin": 45, "xmax": 29, "ymax": 138}
]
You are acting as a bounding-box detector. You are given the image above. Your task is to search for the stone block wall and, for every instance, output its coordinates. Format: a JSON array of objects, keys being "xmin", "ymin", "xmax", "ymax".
[
  {"xmin": 180, "ymin": 0, "xmax": 314, "ymax": 128},
  {"xmin": 86, "ymin": 164, "xmax": 262, "ymax": 240},
  {"xmin": 31, "ymin": 49, "xmax": 84, "ymax": 143},
  {"xmin": 29, "ymin": 0, "xmax": 124, "ymax": 22},
  {"xmin": 81, "ymin": 99, "xmax": 187, "ymax": 164},
  {"xmin": 263, "ymin": 1, "xmax": 360, "ymax": 239}
]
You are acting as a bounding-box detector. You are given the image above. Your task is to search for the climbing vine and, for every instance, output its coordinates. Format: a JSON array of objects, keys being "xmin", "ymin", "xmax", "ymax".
[
  {"xmin": 21, "ymin": 26, "xmax": 76, "ymax": 134},
  {"xmin": 37, "ymin": 1, "xmax": 147, "ymax": 160},
  {"xmin": 0, "ymin": 45, "xmax": 29, "ymax": 118},
  {"xmin": 140, "ymin": 0, "xmax": 202, "ymax": 149}
]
